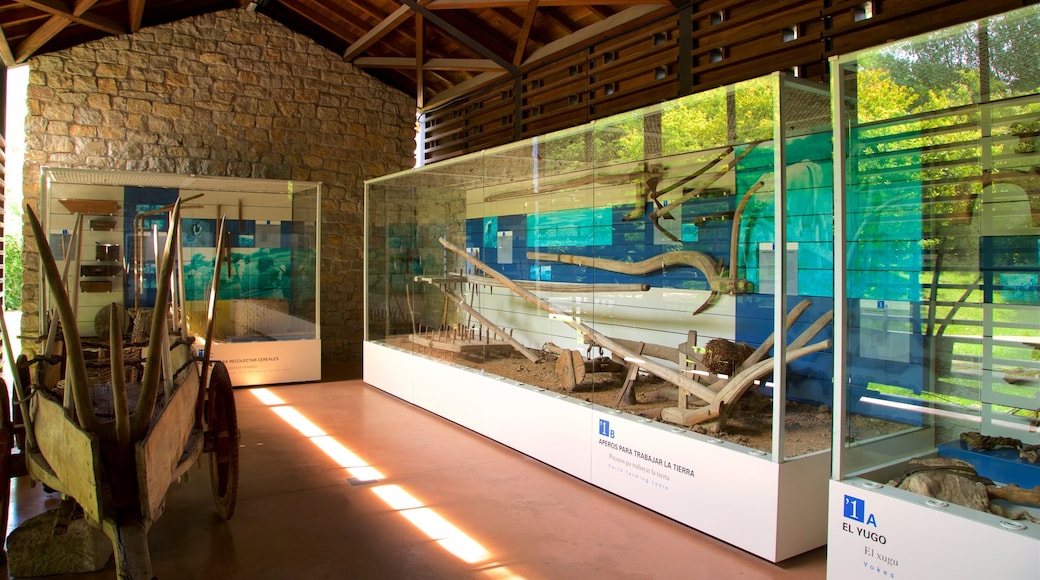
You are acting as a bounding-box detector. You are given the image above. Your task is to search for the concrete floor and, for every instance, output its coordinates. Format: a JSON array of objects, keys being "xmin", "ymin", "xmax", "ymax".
[{"xmin": 2, "ymin": 364, "xmax": 827, "ymax": 579}]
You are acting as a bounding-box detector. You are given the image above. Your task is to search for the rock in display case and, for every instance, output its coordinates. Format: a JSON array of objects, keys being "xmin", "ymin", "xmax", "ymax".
[
  {"xmin": 827, "ymin": 6, "xmax": 1040, "ymax": 578},
  {"xmin": 366, "ymin": 73, "xmax": 835, "ymax": 560},
  {"xmin": 40, "ymin": 169, "xmax": 321, "ymax": 386}
]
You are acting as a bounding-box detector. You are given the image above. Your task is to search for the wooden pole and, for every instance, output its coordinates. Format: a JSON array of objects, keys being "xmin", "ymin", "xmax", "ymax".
[
  {"xmin": 131, "ymin": 199, "xmax": 182, "ymax": 439},
  {"xmin": 26, "ymin": 206, "xmax": 99, "ymax": 432}
]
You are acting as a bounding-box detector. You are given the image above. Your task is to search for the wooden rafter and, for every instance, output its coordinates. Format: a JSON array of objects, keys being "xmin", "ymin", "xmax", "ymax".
[
  {"xmin": 127, "ymin": 0, "xmax": 145, "ymax": 32},
  {"xmin": 0, "ymin": 23, "xmax": 15, "ymax": 67},
  {"xmin": 513, "ymin": 0, "xmax": 539, "ymax": 67},
  {"xmin": 343, "ymin": 4, "xmax": 414, "ymax": 61},
  {"xmin": 15, "ymin": 0, "xmax": 103, "ymax": 63},
  {"xmin": 398, "ymin": 0, "xmax": 520, "ymax": 75},
  {"xmin": 416, "ymin": 12, "xmax": 425, "ymax": 108},
  {"xmin": 14, "ymin": 0, "xmax": 124, "ymax": 36}
]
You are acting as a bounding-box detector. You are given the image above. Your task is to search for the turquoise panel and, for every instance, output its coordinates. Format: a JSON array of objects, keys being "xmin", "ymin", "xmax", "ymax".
[{"xmin": 527, "ymin": 207, "xmax": 613, "ymax": 247}]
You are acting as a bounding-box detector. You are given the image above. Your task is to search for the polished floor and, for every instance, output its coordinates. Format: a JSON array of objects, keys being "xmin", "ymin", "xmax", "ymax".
[{"xmin": 3, "ymin": 364, "xmax": 827, "ymax": 579}]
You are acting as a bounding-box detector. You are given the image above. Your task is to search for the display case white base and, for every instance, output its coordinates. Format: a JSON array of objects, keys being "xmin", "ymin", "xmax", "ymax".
[
  {"xmin": 208, "ymin": 339, "xmax": 321, "ymax": 386},
  {"xmin": 364, "ymin": 340, "xmax": 829, "ymax": 562},
  {"xmin": 828, "ymin": 478, "xmax": 1040, "ymax": 579}
]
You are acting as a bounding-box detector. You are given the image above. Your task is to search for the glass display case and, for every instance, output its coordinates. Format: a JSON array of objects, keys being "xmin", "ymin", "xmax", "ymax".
[
  {"xmin": 40, "ymin": 169, "xmax": 321, "ymax": 386},
  {"xmin": 827, "ymin": 5, "xmax": 1040, "ymax": 578},
  {"xmin": 366, "ymin": 72, "xmax": 834, "ymax": 560}
]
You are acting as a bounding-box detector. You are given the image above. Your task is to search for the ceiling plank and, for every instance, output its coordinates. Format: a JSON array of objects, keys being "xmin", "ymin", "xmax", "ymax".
[
  {"xmin": 425, "ymin": 3, "xmax": 668, "ymax": 109},
  {"xmin": 13, "ymin": 0, "xmax": 125, "ymax": 35},
  {"xmin": 513, "ymin": 0, "xmax": 539, "ymax": 67},
  {"xmin": 524, "ymin": 4, "xmax": 668, "ymax": 64},
  {"xmin": 425, "ymin": 70, "xmax": 503, "ymax": 109},
  {"xmin": 14, "ymin": 0, "xmax": 102, "ymax": 62}
]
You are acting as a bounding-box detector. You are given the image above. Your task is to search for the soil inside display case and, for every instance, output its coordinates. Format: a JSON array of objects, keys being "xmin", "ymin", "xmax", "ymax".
[{"xmin": 385, "ymin": 336, "xmax": 903, "ymax": 458}]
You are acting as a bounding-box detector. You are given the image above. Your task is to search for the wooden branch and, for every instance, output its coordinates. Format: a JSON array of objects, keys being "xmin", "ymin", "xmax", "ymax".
[
  {"xmin": 26, "ymin": 205, "xmax": 99, "ymax": 432},
  {"xmin": 727, "ymin": 179, "xmax": 767, "ymax": 285},
  {"xmin": 437, "ymin": 285, "xmax": 541, "ymax": 363},
  {"xmin": 527, "ymin": 250, "xmax": 720, "ymax": 283},
  {"xmin": 739, "ymin": 299, "xmax": 811, "ymax": 370},
  {"xmin": 131, "ymin": 198, "xmax": 182, "ymax": 439},
  {"xmin": 649, "ymin": 140, "xmax": 765, "ymax": 221},
  {"xmin": 109, "ymin": 303, "xmax": 131, "ymax": 453},
  {"xmin": 988, "ymin": 484, "xmax": 1040, "ymax": 507},
  {"xmin": 441, "ymin": 237, "xmax": 719, "ymax": 402},
  {"xmin": 463, "ymin": 274, "xmax": 649, "ymax": 292},
  {"xmin": 527, "ymin": 249, "xmax": 719, "ymax": 313}
]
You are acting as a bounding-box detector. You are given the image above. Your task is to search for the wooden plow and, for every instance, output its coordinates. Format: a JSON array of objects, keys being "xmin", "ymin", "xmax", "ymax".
[
  {"xmin": 0, "ymin": 200, "xmax": 240, "ymax": 579},
  {"xmin": 438, "ymin": 237, "xmax": 831, "ymax": 430}
]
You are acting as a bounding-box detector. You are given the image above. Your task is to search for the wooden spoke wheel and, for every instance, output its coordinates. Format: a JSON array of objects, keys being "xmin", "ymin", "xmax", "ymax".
[{"xmin": 205, "ymin": 362, "xmax": 239, "ymax": 520}]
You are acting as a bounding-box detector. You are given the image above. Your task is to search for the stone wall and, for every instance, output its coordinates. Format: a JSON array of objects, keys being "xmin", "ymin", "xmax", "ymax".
[{"xmin": 20, "ymin": 8, "xmax": 416, "ymax": 365}]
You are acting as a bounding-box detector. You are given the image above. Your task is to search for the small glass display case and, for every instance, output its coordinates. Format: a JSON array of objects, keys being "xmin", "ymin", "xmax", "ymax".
[
  {"xmin": 828, "ymin": 5, "xmax": 1040, "ymax": 578},
  {"xmin": 40, "ymin": 169, "xmax": 321, "ymax": 386},
  {"xmin": 367, "ymin": 72, "xmax": 834, "ymax": 560}
]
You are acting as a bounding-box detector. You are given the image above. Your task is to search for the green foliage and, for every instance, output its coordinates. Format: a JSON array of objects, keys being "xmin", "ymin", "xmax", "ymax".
[{"xmin": 3, "ymin": 232, "xmax": 21, "ymax": 311}]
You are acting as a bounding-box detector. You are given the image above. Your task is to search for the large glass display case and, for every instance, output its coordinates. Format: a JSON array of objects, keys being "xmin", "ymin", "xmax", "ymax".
[
  {"xmin": 40, "ymin": 169, "xmax": 321, "ymax": 386},
  {"xmin": 827, "ymin": 6, "xmax": 1040, "ymax": 578},
  {"xmin": 366, "ymin": 72, "xmax": 834, "ymax": 560}
]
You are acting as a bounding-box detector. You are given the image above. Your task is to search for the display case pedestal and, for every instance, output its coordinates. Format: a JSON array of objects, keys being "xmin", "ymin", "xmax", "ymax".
[
  {"xmin": 207, "ymin": 339, "xmax": 321, "ymax": 386},
  {"xmin": 828, "ymin": 479, "xmax": 1040, "ymax": 579},
  {"xmin": 365, "ymin": 341, "xmax": 829, "ymax": 562}
]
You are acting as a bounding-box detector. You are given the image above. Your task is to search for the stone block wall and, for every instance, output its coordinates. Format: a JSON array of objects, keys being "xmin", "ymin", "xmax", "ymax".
[{"xmin": 20, "ymin": 8, "xmax": 416, "ymax": 365}]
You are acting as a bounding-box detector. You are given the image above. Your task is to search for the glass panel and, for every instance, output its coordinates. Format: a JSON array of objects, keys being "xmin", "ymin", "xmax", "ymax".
[
  {"xmin": 835, "ymin": 5, "xmax": 1040, "ymax": 482},
  {"xmin": 180, "ymin": 184, "xmax": 321, "ymax": 344},
  {"xmin": 779, "ymin": 75, "xmax": 836, "ymax": 460},
  {"xmin": 366, "ymin": 73, "xmax": 836, "ymax": 461}
]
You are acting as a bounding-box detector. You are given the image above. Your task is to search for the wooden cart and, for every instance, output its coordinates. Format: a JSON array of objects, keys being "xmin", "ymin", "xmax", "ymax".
[{"xmin": 0, "ymin": 198, "xmax": 239, "ymax": 579}]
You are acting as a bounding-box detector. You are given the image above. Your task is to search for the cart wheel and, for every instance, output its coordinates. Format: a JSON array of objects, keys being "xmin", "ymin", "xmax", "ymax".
[
  {"xmin": 0, "ymin": 376, "xmax": 12, "ymax": 565},
  {"xmin": 206, "ymin": 362, "xmax": 239, "ymax": 520}
]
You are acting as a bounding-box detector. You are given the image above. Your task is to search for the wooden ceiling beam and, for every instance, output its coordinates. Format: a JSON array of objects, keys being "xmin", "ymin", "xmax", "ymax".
[
  {"xmin": 428, "ymin": 0, "xmax": 664, "ymax": 7},
  {"xmin": 416, "ymin": 12, "xmax": 425, "ymax": 108},
  {"xmin": 128, "ymin": 0, "xmax": 145, "ymax": 32},
  {"xmin": 13, "ymin": 0, "xmax": 125, "ymax": 35},
  {"xmin": 355, "ymin": 56, "xmax": 504, "ymax": 71}
]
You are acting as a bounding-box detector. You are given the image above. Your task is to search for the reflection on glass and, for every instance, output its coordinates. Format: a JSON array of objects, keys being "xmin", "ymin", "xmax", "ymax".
[
  {"xmin": 834, "ymin": 6, "xmax": 1040, "ymax": 487},
  {"xmin": 366, "ymin": 73, "xmax": 836, "ymax": 461}
]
